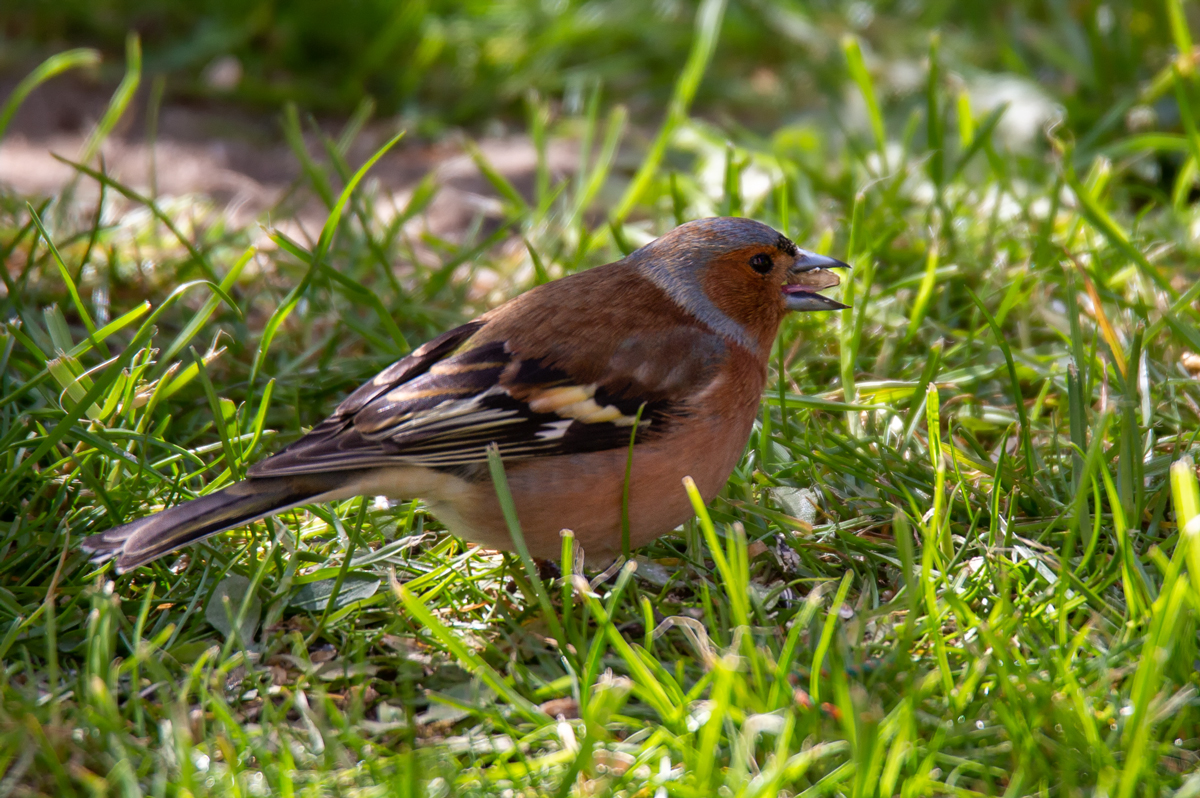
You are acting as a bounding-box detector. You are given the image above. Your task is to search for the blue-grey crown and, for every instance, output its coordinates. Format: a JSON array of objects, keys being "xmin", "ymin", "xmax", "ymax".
[{"xmin": 629, "ymin": 217, "xmax": 790, "ymax": 352}]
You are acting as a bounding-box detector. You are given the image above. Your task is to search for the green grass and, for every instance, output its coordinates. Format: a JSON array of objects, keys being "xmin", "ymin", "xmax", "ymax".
[{"xmin": 5, "ymin": 1, "xmax": 1200, "ymax": 795}]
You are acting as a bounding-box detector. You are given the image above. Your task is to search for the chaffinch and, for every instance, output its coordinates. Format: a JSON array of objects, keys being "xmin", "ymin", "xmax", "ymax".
[{"xmin": 83, "ymin": 217, "xmax": 847, "ymax": 572}]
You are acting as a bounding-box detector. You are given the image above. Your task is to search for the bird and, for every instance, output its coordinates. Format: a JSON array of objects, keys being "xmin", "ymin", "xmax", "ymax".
[{"xmin": 82, "ymin": 217, "xmax": 847, "ymax": 573}]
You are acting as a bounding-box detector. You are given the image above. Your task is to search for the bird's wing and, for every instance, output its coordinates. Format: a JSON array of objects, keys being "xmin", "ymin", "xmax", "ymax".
[{"xmin": 246, "ymin": 322, "xmax": 726, "ymax": 476}]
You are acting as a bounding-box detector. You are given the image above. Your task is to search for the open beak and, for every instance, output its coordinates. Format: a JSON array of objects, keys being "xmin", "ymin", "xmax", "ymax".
[{"xmin": 782, "ymin": 249, "xmax": 850, "ymax": 312}]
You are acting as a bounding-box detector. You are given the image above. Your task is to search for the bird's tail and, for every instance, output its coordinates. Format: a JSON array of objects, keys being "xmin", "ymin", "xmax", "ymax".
[{"xmin": 81, "ymin": 474, "xmax": 350, "ymax": 573}]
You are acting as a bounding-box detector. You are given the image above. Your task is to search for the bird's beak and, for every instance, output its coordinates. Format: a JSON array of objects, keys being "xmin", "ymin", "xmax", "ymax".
[{"xmin": 782, "ymin": 250, "xmax": 850, "ymax": 312}]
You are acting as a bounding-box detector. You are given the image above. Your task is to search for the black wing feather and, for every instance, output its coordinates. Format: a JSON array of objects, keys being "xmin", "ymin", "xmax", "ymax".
[{"xmin": 248, "ymin": 324, "xmax": 726, "ymax": 477}]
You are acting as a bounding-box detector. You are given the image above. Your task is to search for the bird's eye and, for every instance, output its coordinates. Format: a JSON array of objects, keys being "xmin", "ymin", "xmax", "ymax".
[{"xmin": 749, "ymin": 252, "xmax": 773, "ymax": 274}]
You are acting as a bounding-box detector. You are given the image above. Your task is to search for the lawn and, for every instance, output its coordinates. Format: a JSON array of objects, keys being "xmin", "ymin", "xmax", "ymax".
[{"xmin": 3, "ymin": 0, "xmax": 1200, "ymax": 795}]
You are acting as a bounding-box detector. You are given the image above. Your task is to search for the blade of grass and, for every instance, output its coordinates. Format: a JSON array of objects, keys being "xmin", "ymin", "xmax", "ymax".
[
  {"xmin": 155, "ymin": 247, "xmax": 253, "ymax": 378},
  {"xmin": 611, "ymin": 0, "xmax": 727, "ymax": 222},
  {"xmin": 251, "ymin": 129, "xmax": 405, "ymax": 386},
  {"xmin": 26, "ymin": 204, "xmax": 103, "ymax": 354},
  {"xmin": 392, "ymin": 572, "xmax": 547, "ymax": 724},
  {"xmin": 843, "ymin": 35, "xmax": 886, "ymax": 158},
  {"xmin": 0, "ymin": 280, "xmax": 228, "ymax": 493},
  {"xmin": 809, "ymin": 570, "xmax": 853, "ymax": 705},
  {"xmin": 0, "ymin": 49, "xmax": 100, "ymax": 142},
  {"xmin": 52, "ymin": 156, "xmax": 220, "ymax": 284},
  {"xmin": 966, "ymin": 287, "xmax": 1035, "ymax": 479},
  {"xmin": 486, "ymin": 445, "xmax": 565, "ymax": 648},
  {"xmin": 79, "ymin": 34, "xmax": 141, "ymax": 166}
]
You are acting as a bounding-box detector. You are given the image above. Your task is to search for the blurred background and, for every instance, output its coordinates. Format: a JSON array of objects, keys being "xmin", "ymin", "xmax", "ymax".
[
  {"xmin": 1, "ymin": 0, "xmax": 1188, "ymax": 265},
  {"xmin": 0, "ymin": 1, "xmax": 1183, "ymax": 148}
]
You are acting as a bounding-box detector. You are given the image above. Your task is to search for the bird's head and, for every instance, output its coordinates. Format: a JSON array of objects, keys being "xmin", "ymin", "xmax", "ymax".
[{"xmin": 631, "ymin": 217, "xmax": 848, "ymax": 353}]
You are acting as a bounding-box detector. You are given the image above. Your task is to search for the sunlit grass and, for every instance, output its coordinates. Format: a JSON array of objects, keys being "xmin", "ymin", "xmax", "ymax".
[{"xmin": 4, "ymin": 2, "xmax": 1200, "ymax": 795}]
